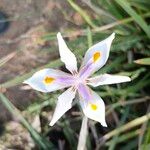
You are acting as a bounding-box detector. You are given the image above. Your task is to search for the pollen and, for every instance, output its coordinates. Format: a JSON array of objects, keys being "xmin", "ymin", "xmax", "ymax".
[
  {"xmin": 90, "ymin": 104, "xmax": 98, "ymax": 111},
  {"xmin": 93, "ymin": 52, "xmax": 101, "ymax": 62},
  {"xmin": 44, "ymin": 76, "xmax": 55, "ymax": 84}
]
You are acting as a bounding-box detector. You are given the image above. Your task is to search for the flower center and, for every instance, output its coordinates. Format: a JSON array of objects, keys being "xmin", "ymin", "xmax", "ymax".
[{"xmin": 74, "ymin": 74, "xmax": 86, "ymax": 86}]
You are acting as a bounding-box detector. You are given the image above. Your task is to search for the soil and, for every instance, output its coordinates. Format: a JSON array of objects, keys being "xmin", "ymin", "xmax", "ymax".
[
  {"xmin": 0, "ymin": 0, "xmax": 77, "ymax": 121},
  {"xmin": 0, "ymin": 0, "xmax": 86, "ymax": 148}
]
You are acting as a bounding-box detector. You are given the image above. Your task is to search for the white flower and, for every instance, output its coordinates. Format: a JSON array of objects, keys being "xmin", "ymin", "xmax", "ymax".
[{"xmin": 24, "ymin": 32, "xmax": 131, "ymax": 127}]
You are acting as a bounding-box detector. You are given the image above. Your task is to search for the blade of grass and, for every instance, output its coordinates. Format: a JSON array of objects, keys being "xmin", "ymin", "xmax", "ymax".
[
  {"xmin": 138, "ymin": 105, "xmax": 150, "ymax": 149},
  {"xmin": 41, "ymin": 12, "xmax": 150, "ymax": 41},
  {"xmin": 108, "ymin": 107, "xmax": 130, "ymax": 150},
  {"xmin": 87, "ymin": 27, "xmax": 93, "ymax": 47},
  {"xmin": 106, "ymin": 96, "xmax": 150, "ymax": 115},
  {"xmin": 102, "ymin": 0, "xmax": 124, "ymax": 19},
  {"xmin": 96, "ymin": 113, "xmax": 150, "ymax": 149},
  {"xmin": 115, "ymin": 0, "xmax": 150, "ymax": 38},
  {"xmin": 106, "ymin": 129, "xmax": 141, "ymax": 146},
  {"xmin": 27, "ymin": 100, "xmax": 51, "ymax": 114},
  {"xmin": 142, "ymin": 127, "xmax": 150, "ymax": 149},
  {"xmin": 134, "ymin": 58, "xmax": 150, "ymax": 65},
  {"xmin": 67, "ymin": 0, "xmax": 97, "ymax": 28},
  {"xmin": 62, "ymin": 120, "xmax": 77, "ymax": 150},
  {"xmin": 125, "ymin": 74, "xmax": 150, "ymax": 94},
  {"xmin": 82, "ymin": 0, "xmax": 116, "ymax": 20},
  {"xmin": 121, "ymin": 139, "xmax": 138, "ymax": 150},
  {"xmin": 0, "ymin": 93, "xmax": 55, "ymax": 150}
]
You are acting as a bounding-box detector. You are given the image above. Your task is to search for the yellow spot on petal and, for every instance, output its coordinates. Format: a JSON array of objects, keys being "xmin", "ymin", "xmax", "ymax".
[
  {"xmin": 90, "ymin": 104, "xmax": 98, "ymax": 111},
  {"xmin": 93, "ymin": 52, "xmax": 101, "ymax": 63},
  {"xmin": 44, "ymin": 76, "xmax": 55, "ymax": 84}
]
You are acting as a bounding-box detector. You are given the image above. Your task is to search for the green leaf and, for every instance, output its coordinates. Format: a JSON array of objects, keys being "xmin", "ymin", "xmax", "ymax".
[
  {"xmin": 134, "ymin": 58, "xmax": 150, "ymax": 65},
  {"xmin": 115, "ymin": 0, "xmax": 150, "ymax": 38}
]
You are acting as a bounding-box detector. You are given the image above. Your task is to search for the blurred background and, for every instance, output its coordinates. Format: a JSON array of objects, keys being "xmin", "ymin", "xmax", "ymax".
[{"xmin": 0, "ymin": 0, "xmax": 150, "ymax": 149}]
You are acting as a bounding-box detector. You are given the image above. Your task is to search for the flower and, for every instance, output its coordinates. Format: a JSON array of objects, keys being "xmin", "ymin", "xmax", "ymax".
[{"xmin": 24, "ymin": 32, "xmax": 131, "ymax": 127}]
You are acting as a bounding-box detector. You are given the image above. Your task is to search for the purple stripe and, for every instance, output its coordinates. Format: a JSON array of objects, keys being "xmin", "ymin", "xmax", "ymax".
[
  {"xmin": 79, "ymin": 60, "xmax": 93, "ymax": 79},
  {"xmin": 78, "ymin": 83, "xmax": 91, "ymax": 101},
  {"xmin": 57, "ymin": 76, "xmax": 75, "ymax": 85}
]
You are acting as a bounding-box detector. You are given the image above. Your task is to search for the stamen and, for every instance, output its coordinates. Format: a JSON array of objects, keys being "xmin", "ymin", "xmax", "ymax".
[
  {"xmin": 85, "ymin": 79, "xmax": 90, "ymax": 83},
  {"xmin": 93, "ymin": 52, "xmax": 101, "ymax": 63},
  {"xmin": 72, "ymin": 70, "xmax": 78, "ymax": 76},
  {"xmin": 44, "ymin": 76, "xmax": 55, "ymax": 84},
  {"xmin": 72, "ymin": 86, "xmax": 76, "ymax": 92},
  {"xmin": 90, "ymin": 103, "xmax": 98, "ymax": 110}
]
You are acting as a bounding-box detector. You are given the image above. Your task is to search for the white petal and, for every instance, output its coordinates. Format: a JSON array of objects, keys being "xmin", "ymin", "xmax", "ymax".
[
  {"xmin": 23, "ymin": 68, "xmax": 74, "ymax": 93},
  {"xmin": 79, "ymin": 89, "xmax": 107, "ymax": 127},
  {"xmin": 49, "ymin": 87, "xmax": 76, "ymax": 126},
  {"xmin": 79, "ymin": 33, "xmax": 115, "ymax": 77},
  {"xmin": 57, "ymin": 32, "xmax": 78, "ymax": 74},
  {"xmin": 88, "ymin": 74, "xmax": 131, "ymax": 87}
]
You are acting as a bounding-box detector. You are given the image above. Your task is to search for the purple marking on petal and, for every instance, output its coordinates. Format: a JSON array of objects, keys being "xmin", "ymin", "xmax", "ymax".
[
  {"xmin": 79, "ymin": 60, "xmax": 93, "ymax": 79},
  {"xmin": 78, "ymin": 83, "xmax": 91, "ymax": 101},
  {"xmin": 57, "ymin": 76, "xmax": 75, "ymax": 85}
]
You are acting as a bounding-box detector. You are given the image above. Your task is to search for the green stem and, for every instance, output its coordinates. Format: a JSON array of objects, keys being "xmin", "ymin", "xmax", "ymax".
[{"xmin": 77, "ymin": 116, "xmax": 88, "ymax": 150}]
